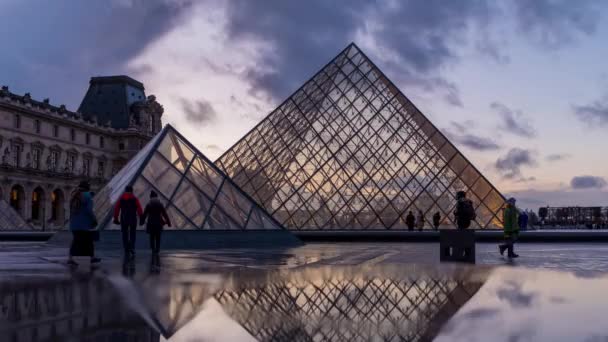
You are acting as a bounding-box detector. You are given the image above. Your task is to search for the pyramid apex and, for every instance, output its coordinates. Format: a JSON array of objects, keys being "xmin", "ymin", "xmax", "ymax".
[{"xmin": 217, "ymin": 42, "xmax": 507, "ymax": 230}]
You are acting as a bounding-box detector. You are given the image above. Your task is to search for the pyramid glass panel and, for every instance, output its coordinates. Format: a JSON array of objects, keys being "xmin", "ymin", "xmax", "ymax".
[
  {"xmin": 0, "ymin": 199, "xmax": 31, "ymax": 230},
  {"xmin": 93, "ymin": 126, "xmax": 284, "ymax": 231},
  {"xmin": 217, "ymin": 43, "xmax": 506, "ymax": 230}
]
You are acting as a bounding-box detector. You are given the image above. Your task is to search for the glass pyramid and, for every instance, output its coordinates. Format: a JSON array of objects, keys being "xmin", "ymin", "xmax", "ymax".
[
  {"xmin": 217, "ymin": 43, "xmax": 506, "ymax": 230},
  {"xmin": 0, "ymin": 199, "xmax": 31, "ymax": 230},
  {"xmin": 93, "ymin": 125, "xmax": 283, "ymax": 230}
]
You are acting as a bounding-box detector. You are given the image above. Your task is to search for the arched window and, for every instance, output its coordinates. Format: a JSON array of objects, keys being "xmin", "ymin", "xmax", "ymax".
[
  {"xmin": 31, "ymin": 187, "xmax": 45, "ymax": 222},
  {"xmin": 10, "ymin": 185, "xmax": 25, "ymax": 216},
  {"xmin": 51, "ymin": 189, "xmax": 65, "ymax": 225}
]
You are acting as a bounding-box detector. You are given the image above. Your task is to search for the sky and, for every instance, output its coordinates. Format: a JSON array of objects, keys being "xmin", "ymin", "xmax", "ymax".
[{"xmin": 1, "ymin": 0, "xmax": 607, "ymax": 210}]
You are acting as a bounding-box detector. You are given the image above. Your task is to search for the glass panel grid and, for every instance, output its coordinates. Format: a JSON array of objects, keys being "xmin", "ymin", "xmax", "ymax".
[
  {"xmin": 216, "ymin": 44, "xmax": 506, "ymax": 229},
  {"xmin": 93, "ymin": 126, "xmax": 283, "ymax": 231}
]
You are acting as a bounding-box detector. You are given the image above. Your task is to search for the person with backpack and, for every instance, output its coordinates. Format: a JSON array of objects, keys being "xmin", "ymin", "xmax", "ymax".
[
  {"xmin": 454, "ymin": 191, "xmax": 476, "ymax": 229},
  {"xmin": 518, "ymin": 210, "xmax": 529, "ymax": 231},
  {"xmin": 432, "ymin": 212, "xmax": 441, "ymax": 230},
  {"xmin": 499, "ymin": 197, "xmax": 520, "ymax": 258},
  {"xmin": 68, "ymin": 181, "xmax": 100, "ymax": 266},
  {"xmin": 416, "ymin": 210, "xmax": 425, "ymax": 231},
  {"xmin": 113, "ymin": 185, "xmax": 143, "ymax": 259},
  {"xmin": 140, "ymin": 191, "xmax": 172, "ymax": 255},
  {"xmin": 406, "ymin": 211, "xmax": 415, "ymax": 231}
]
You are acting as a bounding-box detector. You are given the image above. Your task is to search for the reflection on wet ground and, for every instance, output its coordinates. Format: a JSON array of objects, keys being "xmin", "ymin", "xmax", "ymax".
[
  {"xmin": 0, "ymin": 264, "xmax": 489, "ymax": 341},
  {"xmin": 2, "ymin": 264, "xmax": 608, "ymax": 341},
  {"xmin": 2, "ymin": 242, "xmax": 608, "ymax": 341}
]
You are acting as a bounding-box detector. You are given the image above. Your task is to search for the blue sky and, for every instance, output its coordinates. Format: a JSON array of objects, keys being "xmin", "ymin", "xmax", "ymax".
[{"xmin": 1, "ymin": 0, "xmax": 607, "ymax": 210}]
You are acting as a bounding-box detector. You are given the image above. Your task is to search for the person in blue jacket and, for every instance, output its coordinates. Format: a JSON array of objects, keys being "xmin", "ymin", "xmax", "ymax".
[{"xmin": 68, "ymin": 181, "xmax": 100, "ymax": 266}]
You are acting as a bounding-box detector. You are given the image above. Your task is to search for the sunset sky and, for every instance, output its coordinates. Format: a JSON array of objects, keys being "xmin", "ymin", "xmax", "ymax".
[{"xmin": 2, "ymin": 0, "xmax": 607, "ymax": 210}]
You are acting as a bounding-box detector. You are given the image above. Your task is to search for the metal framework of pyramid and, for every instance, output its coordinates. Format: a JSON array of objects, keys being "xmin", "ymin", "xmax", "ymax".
[
  {"xmin": 93, "ymin": 125, "xmax": 283, "ymax": 230},
  {"xmin": 214, "ymin": 268, "xmax": 485, "ymax": 341},
  {"xmin": 217, "ymin": 43, "xmax": 506, "ymax": 230}
]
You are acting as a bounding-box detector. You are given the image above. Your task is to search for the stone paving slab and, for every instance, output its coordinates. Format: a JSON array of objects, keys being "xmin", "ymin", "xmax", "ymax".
[{"xmin": 2, "ymin": 242, "xmax": 608, "ymax": 277}]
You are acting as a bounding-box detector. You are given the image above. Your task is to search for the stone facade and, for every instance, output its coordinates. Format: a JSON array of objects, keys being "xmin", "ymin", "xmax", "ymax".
[{"xmin": 0, "ymin": 76, "xmax": 163, "ymax": 229}]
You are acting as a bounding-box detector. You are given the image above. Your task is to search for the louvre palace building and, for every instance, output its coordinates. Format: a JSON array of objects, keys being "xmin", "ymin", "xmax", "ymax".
[{"xmin": 0, "ymin": 76, "xmax": 163, "ymax": 229}]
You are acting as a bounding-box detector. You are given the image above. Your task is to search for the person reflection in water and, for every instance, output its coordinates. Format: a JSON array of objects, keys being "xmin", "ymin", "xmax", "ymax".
[{"xmin": 140, "ymin": 191, "xmax": 171, "ymax": 264}]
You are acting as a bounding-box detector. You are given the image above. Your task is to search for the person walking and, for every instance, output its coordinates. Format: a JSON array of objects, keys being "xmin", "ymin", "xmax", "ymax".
[
  {"xmin": 454, "ymin": 191, "xmax": 476, "ymax": 230},
  {"xmin": 113, "ymin": 185, "xmax": 143, "ymax": 259},
  {"xmin": 518, "ymin": 210, "xmax": 529, "ymax": 231},
  {"xmin": 416, "ymin": 210, "xmax": 425, "ymax": 231},
  {"xmin": 140, "ymin": 191, "xmax": 171, "ymax": 255},
  {"xmin": 406, "ymin": 211, "xmax": 415, "ymax": 231},
  {"xmin": 432, "ymin": 212, "xmax": 441, "ymax": 230},
  {"xmin": 68, "ymin": 181, "xmax": 100, "ymax": 266},
  {"xmin": 499, "ymin": 197, "xmax": 520, "ymax": 258}
]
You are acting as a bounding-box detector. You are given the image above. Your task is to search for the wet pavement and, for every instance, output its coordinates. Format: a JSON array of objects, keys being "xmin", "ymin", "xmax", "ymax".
[
  {"xmin": 2, "ymin": 242, "xmax": 608, "ymax": 341},
  {"xmin": 2, "ymin": 241, "xmax": 608, "ymax": 276}
]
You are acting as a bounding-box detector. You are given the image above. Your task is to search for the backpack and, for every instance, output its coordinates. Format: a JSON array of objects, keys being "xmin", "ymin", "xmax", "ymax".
[{"xmin": 70, "ymin": 191, "xmax": 83, "ymax": 214}]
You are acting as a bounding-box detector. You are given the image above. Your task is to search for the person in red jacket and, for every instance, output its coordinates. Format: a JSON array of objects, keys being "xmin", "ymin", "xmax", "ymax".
[{"xmin": 113, "ymin": 185, "xmax": 143, "ymax": 259}]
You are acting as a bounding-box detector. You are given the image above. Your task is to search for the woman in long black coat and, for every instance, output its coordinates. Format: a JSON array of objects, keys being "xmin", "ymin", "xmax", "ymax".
[{"xmin": 140, "ymin": 191, "xmax": 171, "ymax": 254}]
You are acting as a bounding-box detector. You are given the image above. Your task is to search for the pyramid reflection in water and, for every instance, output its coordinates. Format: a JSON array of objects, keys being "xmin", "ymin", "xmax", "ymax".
[
  {"xmin": 0, "ymin": 267, "xmax": 486, "ymax": 341},
  {"xmin": 214, "ymin": 267, "xmax": 486, "ymax": 342},
  {"xmin": 217, "ymin": 43, "xmax": 506, "ymax": 230},
  {"xmin": 92, "ymin": 125, "xmax": 284, "ymax": 230}
]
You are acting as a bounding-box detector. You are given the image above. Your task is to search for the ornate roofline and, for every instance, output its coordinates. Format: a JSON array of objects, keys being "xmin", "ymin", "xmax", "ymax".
[{"xmin": 0, "ymin": 85, "xmax": 153, "ymax": 135}]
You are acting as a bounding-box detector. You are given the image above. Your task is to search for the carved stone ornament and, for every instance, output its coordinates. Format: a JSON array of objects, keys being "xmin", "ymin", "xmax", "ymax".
[{"xmin": 1, "ymin": 148, "xmax": 9, "ymax": 165}]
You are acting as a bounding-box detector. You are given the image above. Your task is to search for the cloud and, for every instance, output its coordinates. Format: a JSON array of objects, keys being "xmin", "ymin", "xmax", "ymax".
[
  {"xmin": 0, "ymin": 0, "xmax": 193, "ymax": 107},
  {"xmin": 546, "ymin": 153, "xmax": 570, "ymax": 162},
  {"xmin": 573, "ymin": 96, "xmax": 608, "ymax": 126},
  {"xmin": 495, "ymin": 148, "xmax": 537, "ymax": 179},
  {"xmin": 205, "ymin": 144, "xmax": 221, "ymax": 151},
  {"xmin": 444, "ymin": 121, "xmax": 501, "ymax": 151},
  {"xmin": 496, "ymin": 280, "xmax": 538, "ymax": 308},
  {"xmin": 506, "ymin": 188, "xmax": 608, "ymax": 210},
  {"xmin": 491, "ymin": 102, "xmax": 537, "ymax": 138},
  {"xmin": 450, "ymin": 133, "xmax": 501, "ymax": 151},
  {"xmin": 512, "ymin": 0, "xmax": 602, "ymax": 49},
  {"xmin": 180, "ymin": 98, "xmax": 217, "ymax": 124},
  {"xmin": 223, "ymin": 1, "xmax": 499, "ymax": 107},
  {"xmin": 570, "ymin": 176, "xmax": 607, "ymax": 189}
]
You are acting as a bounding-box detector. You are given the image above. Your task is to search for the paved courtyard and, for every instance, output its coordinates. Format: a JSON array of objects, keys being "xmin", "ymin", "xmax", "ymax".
[
  {"xmin": 3, "ymin": 240, "xmax": 608, "ymax": 341},
  {"xmin": 2, "ymin": 241, "xmax": 608, "ymax": 277}
]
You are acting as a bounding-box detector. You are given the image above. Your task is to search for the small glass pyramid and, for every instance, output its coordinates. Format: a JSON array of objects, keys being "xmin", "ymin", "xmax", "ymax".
[
  {"xmin": 0, "ymin": 199, "xmax": 31, "ymax": 230},
  {"xmin": 93, "ymin": 125, "xmax": 284, "ymax": 230},
  {"xmin": 216, "ymin": 43, "xmax": 506, "ymax": 230}
]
